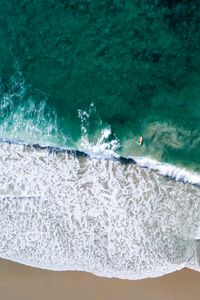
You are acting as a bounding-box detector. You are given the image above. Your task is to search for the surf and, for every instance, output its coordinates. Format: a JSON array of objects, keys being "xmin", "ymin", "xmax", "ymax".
[
  {"xmin": 0, "ymin": 140, "xmax": 200, "ymax": 279},
  {"xmin": 0, "ymin": 69, "xmax": 200, "ymax": 279}
]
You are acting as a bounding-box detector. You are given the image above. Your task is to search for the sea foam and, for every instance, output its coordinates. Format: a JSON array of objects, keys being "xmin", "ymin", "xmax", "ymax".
[
  {"xmin": 0, "ymin": 141, "xmax": 199, "ymax": 279},
  {"xmin": 0, "ymin": 72, "xmax": 200, "ymax": 279},
  {"xmin": 134, "ymin": 157, "xmax": 200, "ymax": 187}
]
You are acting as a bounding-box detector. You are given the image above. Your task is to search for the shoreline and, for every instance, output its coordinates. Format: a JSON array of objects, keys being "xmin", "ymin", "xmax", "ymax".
[{"xmin": 0, "ymin": 259, "xmax": 200, "ymax": 300}]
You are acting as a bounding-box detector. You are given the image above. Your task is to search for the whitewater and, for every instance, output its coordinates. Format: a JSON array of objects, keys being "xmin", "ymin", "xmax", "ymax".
[
  {"xmin": 1, "ymin": 0, "xmax": 200, "ymax": 280},
  {"xmin": 0, "ymin": 68, "xmax": 200, "ymax": 279},
  {"xmin": 0, "ymin": 140, "xmax": 200, "ymax": 279}
]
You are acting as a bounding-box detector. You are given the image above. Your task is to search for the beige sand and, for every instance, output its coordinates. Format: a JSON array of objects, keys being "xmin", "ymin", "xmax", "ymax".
[{"xmin": 0, "ymin": 259, "xmax": 200, "ymax": 300}]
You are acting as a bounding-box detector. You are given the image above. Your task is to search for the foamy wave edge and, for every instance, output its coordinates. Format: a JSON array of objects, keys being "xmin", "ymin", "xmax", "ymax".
[
  {"xmin": 133, "ymin": 157, "xmax": 200, "ymax": 187},
  {"xmin": 1, "ymin": 137, "xmax": 200, "ymax": 188}
]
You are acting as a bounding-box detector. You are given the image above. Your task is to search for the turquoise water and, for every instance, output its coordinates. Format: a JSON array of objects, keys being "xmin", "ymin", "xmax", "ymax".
[
  {"xmin": 1, "ymin": 1, "xmax": 200, "ymax": 279},
  {"xmin": 1, "ymin": 1, "xmax": 200, "ymax": 170}
]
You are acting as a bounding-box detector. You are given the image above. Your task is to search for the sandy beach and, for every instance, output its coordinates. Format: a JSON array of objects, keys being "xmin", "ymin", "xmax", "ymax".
[{"xmin": 0, "ymin": 259, "xmax": 199, "ymax": 300}]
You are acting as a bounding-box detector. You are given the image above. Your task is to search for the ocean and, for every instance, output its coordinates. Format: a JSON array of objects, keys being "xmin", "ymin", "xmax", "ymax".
[{"xmin": 0, "ymin": 0, "xmax": 200, "ymax": 279}]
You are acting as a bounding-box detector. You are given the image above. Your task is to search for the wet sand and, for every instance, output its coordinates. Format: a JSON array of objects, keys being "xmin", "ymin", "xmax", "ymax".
[{"xmin": 0, "ymin": 259, "xmax": 200, "ymax": 300}]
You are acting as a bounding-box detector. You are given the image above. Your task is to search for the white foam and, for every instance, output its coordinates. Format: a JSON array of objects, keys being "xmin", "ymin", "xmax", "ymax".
[
  {"xmin": 77, "ymin": 105, "xmax": 120, "ymax": 158},
  {"xmin": 0, "ymin": 142, "xmax": 199, "ymax": 279},
  {"xmin": 0, "ymin": 66, "xmax": 68, "ymax": 147},
  {"xmin": 134, "ymin": 156, "xmax": 200, "ymax": 186}
]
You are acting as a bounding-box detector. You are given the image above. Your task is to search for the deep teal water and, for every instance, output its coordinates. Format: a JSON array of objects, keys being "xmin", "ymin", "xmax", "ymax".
[{"xmin": 1, "ymin": 0, "xmax": 200, "ymax": 170}]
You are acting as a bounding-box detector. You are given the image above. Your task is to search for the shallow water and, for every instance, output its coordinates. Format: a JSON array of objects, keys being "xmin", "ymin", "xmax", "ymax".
[{"xmin": 0, "ymin": 141, "xmax": 199, "ymax": 279}]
